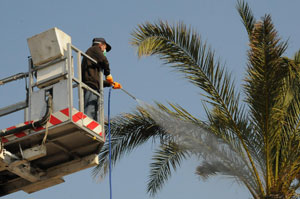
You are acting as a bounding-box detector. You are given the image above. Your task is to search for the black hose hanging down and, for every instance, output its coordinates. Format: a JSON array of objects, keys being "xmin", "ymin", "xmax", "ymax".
[{"xmin": 0, "ymin": 94, "xmax": 52, "ymax": 138}]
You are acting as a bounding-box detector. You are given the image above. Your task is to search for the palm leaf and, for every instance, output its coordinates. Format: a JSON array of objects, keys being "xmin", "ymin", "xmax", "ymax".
[
  {"xmin": 93, "ymin": 107, "xmax": 166, "ymax": 179},
  {"xmin": 148, "ymin": 142, "xmax": 189, "ymax": 196},
  {"xmin": 195, "ymin": 162, "xmax": 259, "ymax": 199},
  {"xmin": 236, "ymin": 0, "xmax": 255, "ymax": 37},
  {"xmin": 274, "ymin": 59, "xmax": 300, "ymax": 193},
  {"xmin": 244, "ymin": 15, "xmax": 290, "ymax": 193},
  {"xmin": 131, "ymin": 20, "xmax": 265, "ymax": 195},
  {"xmin": 294, "ymin": 50, "xmax": 300, "ymax": 64},
  {"xmin": 131, "ymin": 20, "xmax": 244, "ymax": 145},
  {"xmin": 91, "ymin": 2, "xmax": 300, "ymax": 198},
  {"xmin": 143, "ymin": 102, "xmax": 260, "ymax": 197}
]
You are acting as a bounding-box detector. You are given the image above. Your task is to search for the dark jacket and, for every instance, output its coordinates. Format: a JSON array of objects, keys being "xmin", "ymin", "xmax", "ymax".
[{"xmin": 81, "ymin": 44, "xmax": 111, "ymax": 91}]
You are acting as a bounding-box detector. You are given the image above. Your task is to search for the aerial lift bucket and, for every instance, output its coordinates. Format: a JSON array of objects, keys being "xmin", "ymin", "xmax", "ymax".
[{"xmin": 0, "ymin": 28, "xmax": 105, "ymax": 196}]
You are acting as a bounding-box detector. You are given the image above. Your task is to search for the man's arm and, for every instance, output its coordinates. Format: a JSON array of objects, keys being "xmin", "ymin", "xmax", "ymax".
[{"xmin": 90, "ymin": 47, "xmax": 111, "ymax": 76}]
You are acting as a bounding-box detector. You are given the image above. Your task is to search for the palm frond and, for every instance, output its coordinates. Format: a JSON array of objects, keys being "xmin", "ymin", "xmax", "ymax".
[
  {"xmin": 93, "ymin": 102, "xmax": 201, "ymax": 181},
  {"xmin": 143, "ymin": 102, "xmax": 260, "ymax": 195},
  {"xmin": 205, "ymin": 102, "xmax": 266, "ymax": 175},
  {"xmin": 93, "ymin": 107, "xmax": 166, "ymax": 179},
  {"xmin": 92, "ymin": 4, "xmax": 300, "ymax": 198},
  {"xmin": 131, "ymin": 20, "xmax": 264, "ymax": 194},
  {"xmin": 236, "ymin": 0, "xmax": 256, "ymax": 37},
  {"xmin": 131, "ymin": 20, "xmax": 246, "ymax": 147},
  {"xmin": 196, "ymin": 161, "xmax": 259, "ymax": 199},
  {"xmin": 245, "ymin": 16, "xmax": 288, "ymax": 138},
  {"xmin": 147, "ymin": 142, "xmax": 189, "ymax": 196},
  {"xmin": 294, "ymin": 50, "xmax": 300, "ymax": 64},
  {"xmin": 244, "ymin": 14, "xmax": 290, "ymax": 193},
  {"xmin": 155, "ymin": 102, "xmax": 202, "ymax": 124},
  {"xmin": 273, "ymin": 58, "xmax": 300, "ymax": 193}
]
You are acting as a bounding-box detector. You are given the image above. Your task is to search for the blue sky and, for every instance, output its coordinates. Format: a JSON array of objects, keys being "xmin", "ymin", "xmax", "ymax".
[{"xmin": 0, "ymin": 0, "xmax": 300, "ymax": 198}]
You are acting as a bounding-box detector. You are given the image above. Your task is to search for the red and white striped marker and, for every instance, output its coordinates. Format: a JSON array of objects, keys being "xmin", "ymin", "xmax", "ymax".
[{"xmin": 1, "ymin": 108, "xmax": 104, "ymax": 144}]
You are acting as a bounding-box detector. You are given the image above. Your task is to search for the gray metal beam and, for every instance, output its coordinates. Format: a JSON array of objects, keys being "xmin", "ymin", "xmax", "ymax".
[
  {"xmin": 0, "ymin": 72, "xmax": 28, "ymax": 86},
  {"xmin": 0, "ymin": 100, "xmax": 28, "ymax": 117}
]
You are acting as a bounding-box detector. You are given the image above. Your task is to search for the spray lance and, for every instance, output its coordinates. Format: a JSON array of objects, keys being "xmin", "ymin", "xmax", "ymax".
[
  {"xmin": 112, "ymin": 82, "xmax": 138, "ymax": 101},
  {"xmin": 105, "ymin": 67, "xmax": 137, "ymax": 101},
  {"xmin": 120, "ymin": 88, "xmax": 137, "ymax": 101}
]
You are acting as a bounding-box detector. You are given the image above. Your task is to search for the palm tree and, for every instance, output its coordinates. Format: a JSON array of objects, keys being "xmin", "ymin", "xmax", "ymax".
[{"xmin": 94, "ymin": 1, "xmax": 300, "ymax": 198}]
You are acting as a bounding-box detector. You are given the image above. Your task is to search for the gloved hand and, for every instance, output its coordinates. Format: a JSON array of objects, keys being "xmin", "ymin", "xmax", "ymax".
[
  {"xmin": 106, "ymin": 75, "xmax": 114, "ymax": 85},
  {"xmin": 113, "ymin": 82, "xmax": 122, "ymax": 89}
]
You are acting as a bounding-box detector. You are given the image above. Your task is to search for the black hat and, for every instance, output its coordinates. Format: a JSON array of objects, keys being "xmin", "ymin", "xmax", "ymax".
[{"xmin": 92, "ymin": 38, "xmax": 112, "ymax": 52}]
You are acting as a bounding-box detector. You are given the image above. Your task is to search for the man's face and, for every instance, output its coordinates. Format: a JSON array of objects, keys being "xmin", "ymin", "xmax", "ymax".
[{"xmin": 99, "ymin": 43, "xmax": 107, "ymax": 52}]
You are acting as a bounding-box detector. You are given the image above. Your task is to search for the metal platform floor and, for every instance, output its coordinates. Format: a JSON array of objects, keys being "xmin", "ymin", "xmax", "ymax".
[{"xmin": 0, "ymin": 108, "xmax": 105, "ymax": 196}]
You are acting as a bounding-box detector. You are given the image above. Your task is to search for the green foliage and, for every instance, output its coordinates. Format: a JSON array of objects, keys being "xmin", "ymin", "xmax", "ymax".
[
  {"xmin": 148, "ymin": 142, "xmax": 189, "ymax": 196},
  {"xmin": 92, "ymin": 107, "xmax": 166, "ymax": 179},
  {"xmin": 94, "ymin": 1, "xmax": 300, "ymax": 198},
  {"xmin": 237, "ymin": 0, "xmax": 255, "ymax": 37}
]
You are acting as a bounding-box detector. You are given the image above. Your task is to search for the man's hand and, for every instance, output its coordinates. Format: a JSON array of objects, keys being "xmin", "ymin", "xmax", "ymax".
[
  {"xmin": 106, "ymin": 75, "xmax": 114, "ymax": 84},
  {"xmin": 113, "ymin": 82, "xmax": 122, "ymax": 89}
]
